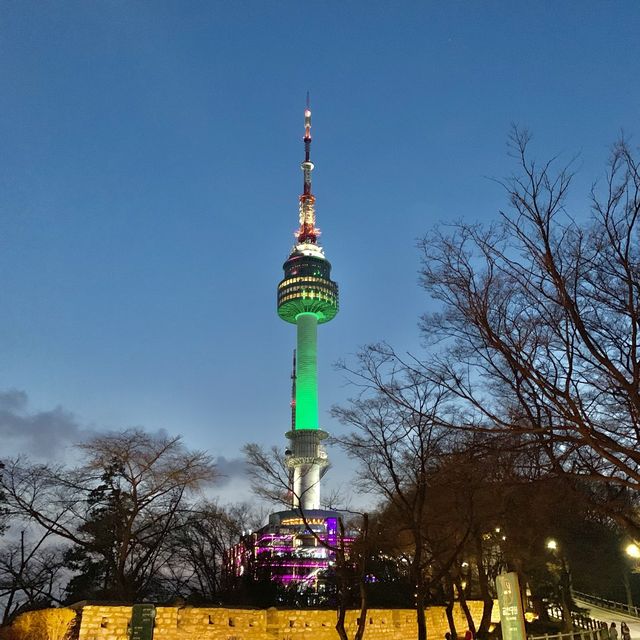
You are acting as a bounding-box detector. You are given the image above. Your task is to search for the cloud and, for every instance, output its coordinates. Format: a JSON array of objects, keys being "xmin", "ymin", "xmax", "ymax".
[
  {"xmin": 0, "ymin": 391, "xmax": 251, "ymax": 497},
  {"xmin": 0, "ymin": 389, "xmax": 260, "ymax": 509},
  {"xmin": 0, "ymin": 389, "xmax": 89, "ymax": 459},
  {"xmin": 214, "ymin": 455, "xmax": 248, "ymax": 486}
]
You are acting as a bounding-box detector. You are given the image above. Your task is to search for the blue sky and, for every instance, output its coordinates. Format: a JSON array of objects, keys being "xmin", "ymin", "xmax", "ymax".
[{"xmin": 1, "ymin": 1, "xmax": 639, "ymax": 502}]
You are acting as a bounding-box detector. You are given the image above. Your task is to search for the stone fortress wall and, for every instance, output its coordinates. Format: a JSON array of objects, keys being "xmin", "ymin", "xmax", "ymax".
[{"xmin": 0, "ymin": 601, "xmax": 500, "ymax": 640}]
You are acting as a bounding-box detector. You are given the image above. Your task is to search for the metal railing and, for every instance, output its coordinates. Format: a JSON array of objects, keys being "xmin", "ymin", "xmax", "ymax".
[
  {"xmin": 547, "ymin": 604, "xmax": 609, "ymax": 631},
  {"xmin": 532, "ymin": 601, "xmax": 610, "ymax": 640},
  {"xmin": 529, "ymin": 628, "xmax": 609, "ymax": 640},
  {"xmin": 573, "ymin": 591, "xmax": 640, "ymax": 619}
]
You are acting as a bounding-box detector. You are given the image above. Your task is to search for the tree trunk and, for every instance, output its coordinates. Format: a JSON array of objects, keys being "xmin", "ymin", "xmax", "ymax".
[
  {"xmin": 444, "ymin": 577, "xmax": 458, "ymax": 640},
  {"xmin": 623, "ymin": 571, "xmax": 634, "ymax": 609},
  {"xmin": 417, "ymin": 589, "xmax": 428, "ymax": 640},
  {"xmin": 559, "ymin": 560, "xmax": 573, "ymax": 633},
  {"xmin": 354, "ymin": 578, "xmax": 369, "ymax": 640},
  {"xmin": 474, "ymin": 533, "xmax": 493, "ymax": 639},
  {"xmin": 3, "ymin": 531, "xmax": 26, "ymax": 625},
  {"xmin": 354, "ymin": 513, "xmax": 370, "ymax": 640},
  {"xmin": 335, "ymin": 513, "xmax": 370, "ymax": 640},
  {"xmin": 412, "ymin": 543, "xmax": 428, "ymax": 640},
  {"xmin": 455, "ymin": 576, "xmax": 476, "ymax": 637},
  {"xmin": 335, "ymin": 600, "xmax": 349, "ymax": 640}
]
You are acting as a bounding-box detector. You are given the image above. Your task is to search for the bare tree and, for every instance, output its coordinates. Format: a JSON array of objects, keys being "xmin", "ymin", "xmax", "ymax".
[
  {"xmin": 421, "ymin": 436, "xmax": 509, "ymax": 638},
  {"xmin": 162, "ymin": 501, "xmax": 249, "ymax": 601},
  {"xmin": 0, "ymin": 530, "xmax": 66, "ymax": 624},
  {"xmin": 0, "ymin": 462, "xmax": 8, "ymax": 536},
  {"xmin": 417, "ymin": 131, "xmax": 640, "ymax": 532},
  {"xmin": 332, "ymin": 355, "xmax": 468, "ymax": 640},
  {"xmin": 1, "ymin": 429, "xmax": 216, "ymax": 601}
]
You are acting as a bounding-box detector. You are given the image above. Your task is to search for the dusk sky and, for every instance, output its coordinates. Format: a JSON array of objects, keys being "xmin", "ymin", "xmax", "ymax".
[{"xmin": 1, "ymin": 2, "xmax": 639, "ymax": 504}]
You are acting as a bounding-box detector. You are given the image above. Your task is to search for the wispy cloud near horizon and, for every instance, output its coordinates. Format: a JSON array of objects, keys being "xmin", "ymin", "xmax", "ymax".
[
  {"xmin": 213, "ymin": 454, "xmax": 248, "ymax": 487},
  {"xmin": 0, "ymin": 389, "xmax": 91, "ymax": 460},
  {"xmin": 0, "ymin": 389, "xmax": 250, "ymax": 493}
]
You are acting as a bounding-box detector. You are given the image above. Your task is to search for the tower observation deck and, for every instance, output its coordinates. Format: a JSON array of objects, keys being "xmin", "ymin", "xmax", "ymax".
[{"xmin": 277, "ymin": 99, "xmax": 338, "ymax": 512}]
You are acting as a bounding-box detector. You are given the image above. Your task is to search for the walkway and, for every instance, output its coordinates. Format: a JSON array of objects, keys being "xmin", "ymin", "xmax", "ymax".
[{"xmin": 574, "ymin": 598, "xmax": 640, "ymax": 640}]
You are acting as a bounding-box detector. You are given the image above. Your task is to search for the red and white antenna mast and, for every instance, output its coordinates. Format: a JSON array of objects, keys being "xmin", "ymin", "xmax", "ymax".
[{"xmin": 297, "ymin": 92, "xmax": 319, "ymax": 244}]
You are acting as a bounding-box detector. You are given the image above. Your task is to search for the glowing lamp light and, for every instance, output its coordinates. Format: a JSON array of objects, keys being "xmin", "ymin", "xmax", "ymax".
[
  {"xmin": 546, "ymin": 539, "xmax": 558, "ymax": 551},
  {"xmin": 626, "ymin": 543, "xmax": 640, "ymax": 559}
]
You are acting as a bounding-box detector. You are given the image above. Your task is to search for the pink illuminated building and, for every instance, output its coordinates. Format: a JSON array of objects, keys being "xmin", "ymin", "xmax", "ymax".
[{"xmin": 228, "ymin": 509, "xmax": 352, "ymax": 601}]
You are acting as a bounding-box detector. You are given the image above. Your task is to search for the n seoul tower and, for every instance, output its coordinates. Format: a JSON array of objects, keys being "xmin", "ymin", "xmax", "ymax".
[{"xmin": 278, "ymin": 98, "xmax": 339, "ymax": 512}]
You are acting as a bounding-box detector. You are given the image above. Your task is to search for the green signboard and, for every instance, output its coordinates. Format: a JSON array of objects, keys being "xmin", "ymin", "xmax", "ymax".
[
  {"xmin": 129, "ymin": 604, "xmax": 155, "ymax": 640},
  {"xmin": 496, "ymin": 572, "xmax": 527, "ymax": 640}
]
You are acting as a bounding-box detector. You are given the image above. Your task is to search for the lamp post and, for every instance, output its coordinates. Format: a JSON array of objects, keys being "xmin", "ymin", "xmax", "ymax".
[
  {"xmin": 623, "ymin": 543, "xmax": 640, "ymax": 609},
  {"xmin": 546, "ymin": 539, "xmax": 572, "ymax": 631}
]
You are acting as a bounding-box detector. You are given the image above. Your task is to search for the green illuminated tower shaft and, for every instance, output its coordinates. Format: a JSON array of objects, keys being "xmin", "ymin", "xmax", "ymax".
[
  {"xmin": 296, "ymin": 312, "xmax": 318, "ymax": 429},
  {"xmin": 277, "ymin": 99, "xmax": 338, "ymax": 511}
]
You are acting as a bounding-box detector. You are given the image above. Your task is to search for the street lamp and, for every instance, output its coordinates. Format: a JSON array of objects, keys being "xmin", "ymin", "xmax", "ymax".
[
  {"xmin": 622, "ymin": 542, "xmax": 640, "ymax": 609},
  {"xmin": 625, "ymin": 543, "xmax": 640, "ymax": 560},
  {"xmin": 545, "ymin": 538, "xmax": 572, "ymax": 629}
]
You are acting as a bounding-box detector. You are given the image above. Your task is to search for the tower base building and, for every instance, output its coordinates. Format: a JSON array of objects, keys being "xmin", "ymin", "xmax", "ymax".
[{"xmin": 228, "ymin": 509, "xmax": 352, "ymax": 605}]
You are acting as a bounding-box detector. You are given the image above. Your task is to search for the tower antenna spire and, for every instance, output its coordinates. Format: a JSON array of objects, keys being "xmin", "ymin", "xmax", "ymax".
[{"xmin": 297, "ymin": 94, "xmax": 318, "ymax": 244}]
